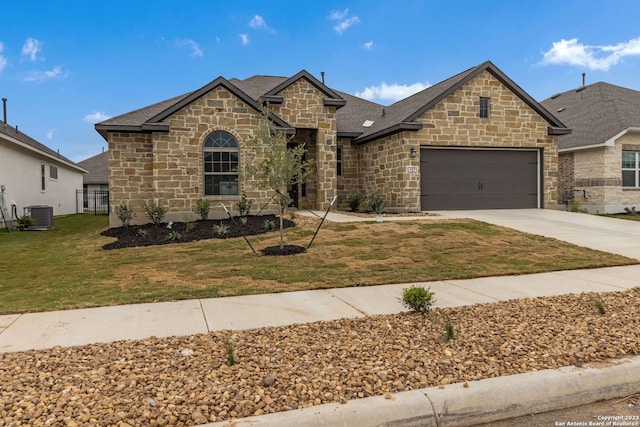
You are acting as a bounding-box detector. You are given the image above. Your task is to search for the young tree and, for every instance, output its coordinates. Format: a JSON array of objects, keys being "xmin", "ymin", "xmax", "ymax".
[{"xmin": 248, "ymin": 105, "xmax": 314, "ymax": 249}]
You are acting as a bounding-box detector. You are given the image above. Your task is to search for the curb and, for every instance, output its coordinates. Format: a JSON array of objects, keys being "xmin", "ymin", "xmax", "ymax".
[{"xmin": 204, "ymin": 356, "xmax": 640, "ymax": 427}]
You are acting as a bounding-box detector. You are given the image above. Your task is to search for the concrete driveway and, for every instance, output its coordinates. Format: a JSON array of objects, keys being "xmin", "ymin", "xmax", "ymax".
[{"xmin": 437, "ymin": 209, "xmax": 640, "ymax": 260}]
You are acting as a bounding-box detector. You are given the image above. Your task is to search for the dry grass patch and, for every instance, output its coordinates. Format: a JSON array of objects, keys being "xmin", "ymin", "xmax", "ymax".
[{"xmin": 0, "ymin": 215, "xmax": 635, "ymax": 314}]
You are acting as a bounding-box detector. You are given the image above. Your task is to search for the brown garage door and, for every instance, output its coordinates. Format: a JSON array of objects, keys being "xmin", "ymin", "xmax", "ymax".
[{"xmin": 420, "ymin": 148, "xmax": 539, "ymax": 210}]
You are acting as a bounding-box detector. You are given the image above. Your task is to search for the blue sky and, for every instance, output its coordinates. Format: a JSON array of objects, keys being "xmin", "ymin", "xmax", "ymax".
[{"xmin": 1, "ymin": 0, "xmax": 640, "ymax": 162}]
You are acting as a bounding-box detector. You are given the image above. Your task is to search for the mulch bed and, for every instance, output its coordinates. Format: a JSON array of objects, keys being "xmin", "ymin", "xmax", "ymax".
[{"xmin": 100, "ymin": 215, "xmax": 295, "ymax": 250}]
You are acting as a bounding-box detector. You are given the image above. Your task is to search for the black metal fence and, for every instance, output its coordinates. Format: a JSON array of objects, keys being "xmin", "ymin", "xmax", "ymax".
[{"xmin": 76, "ymin": 190, "xmax": 109, "ymax": 215}]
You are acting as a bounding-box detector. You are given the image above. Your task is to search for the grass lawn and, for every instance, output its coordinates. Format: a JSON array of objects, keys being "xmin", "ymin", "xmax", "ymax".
[
  {"xmin": 0, "ymin": 214, "xmax": 635, "ymax": 314},
  {"xmin": 602, "ymin": 213, "xmax": 640, "ymax": 222}
]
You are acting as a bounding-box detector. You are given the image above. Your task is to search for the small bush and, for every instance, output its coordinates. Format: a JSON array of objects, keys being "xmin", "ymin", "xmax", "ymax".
[
  {"xmin": 347, "ymin": 192, "xmax": 364, "ymax": 212},
  {"xmin": 235, "ymin": 192, "xmax": 253, "ymax": 219},
  {"xmin": 136, "ymin": 228, "xmax": 148, "ymax": 238},
  {"xmin": 399, "ymin": 285, "xmax": 435, "ymax": 313},
  {"xmin": 263, "ymin": 219, "xmax": 276, "ymax": 231},
  {"xmin": 116, "ymin": 203, "xmax": 134, "ymax": 226},
  {"xmin": 624, "ymin": 206, "xmax": 639, "ymax": 216},
  {"xmin": 16, "ymin": 215, "xmax": 35, "ymax": 230},
  {"xmin": 213, "ymin": 222, "xmax": 229, "ymax": 236},
  {"xmin": 166, "ymin": 229, "xmax": 182, "ymax": 241},
  {"xmin": 367, "ymin": 189, "xmax": 385, "ymax": 214},
  {"xmin": 142, "ymin": 201, "xmax": 166, "ymax": 226},
  {"xmin": 195, "ymin": 198, "xmax": 210, "ymax": 220}
]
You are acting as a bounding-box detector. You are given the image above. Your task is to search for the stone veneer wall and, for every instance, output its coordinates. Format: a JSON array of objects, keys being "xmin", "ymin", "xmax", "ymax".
[
  {"xmin": 346, "ymin": 70, "xmax": 559, "ymax": 212},
  {"xmin": 571, "ymin": 133, "xmax": 640, "ymax": 213},
  {"xmin": 356, "ymin": 132, "xmax": 420, "ymax": 211},
  {"xmin": 336, "ymin": 138, "xmax": 359, "ymax": 205},
  {"xmin": 270, "ymin": 79, "xmax": 338, "ymax": 210},
  {"xmin": 108, "ymin": 79, "xmax": 340, "ymax": 226}
]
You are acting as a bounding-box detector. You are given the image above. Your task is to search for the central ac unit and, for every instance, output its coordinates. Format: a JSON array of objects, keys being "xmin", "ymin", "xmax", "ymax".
[{"xmin": 24, "ymin": 205, "xmax": 54, "ymax": 229}]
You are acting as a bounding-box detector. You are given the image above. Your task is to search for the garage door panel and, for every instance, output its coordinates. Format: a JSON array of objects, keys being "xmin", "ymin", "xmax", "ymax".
[{"xmin": 420, "ymin": 148, "xmax": 539, "ymax": 210}]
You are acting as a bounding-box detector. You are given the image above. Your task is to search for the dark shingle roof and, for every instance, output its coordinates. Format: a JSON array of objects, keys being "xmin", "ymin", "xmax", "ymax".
[
  {"xmin": 0, "ymin": 122, "xmax": 85, "ymax": 172},
  {"xmin": 540, "ymin": 82, "xmax": 640, "ymax": 150},
  {"xmin": 78, "ymin": 151, "xmax": 108, "ymax": 184},
  {"xmin": 96, "ymin": 61, "xmax": 568, "ymax": 144}
]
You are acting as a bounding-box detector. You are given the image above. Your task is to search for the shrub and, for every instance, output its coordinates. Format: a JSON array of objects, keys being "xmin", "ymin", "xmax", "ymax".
[
  {"xmin": 399, "ymin": 285, "xmax": 435, "ymax": 313},
  {"xmin": 142, "ymin": 201, "xmax": 166, "ymax": 226},
  {"xmin": 235, "ymin": 192, "xmax": 253, "ymax": 219},
  {"xmin": 213, "ymin": 222, "xmax": 229, "ymax": 236},
  {"xmin": 16, "ymin": 215, "xmax": 35, "ymax": 231},
  {"xmin": 223, "ymin": 337, "xmax": 236, "ymax": 366},
  {"xmin": 166, "ymin": 229, "xmax": 182, "ymax": 241},
  {"xmin": 263, "ymin": 219, "xmax": 276, "ymax": 231},
  {"xmin": 195, "ymin": 198, "xmax": 210, "ymax": 220},
  {"xmin": 347, "ymin": 192, "xmax": 364, "ymax": 212},
  {"xmin": 116, "ymin": 203, "xmax": 134, "ymax": 226},
  {"xmin": 367, "ymin": 189, "xmax": 385, "ymax": 214}
]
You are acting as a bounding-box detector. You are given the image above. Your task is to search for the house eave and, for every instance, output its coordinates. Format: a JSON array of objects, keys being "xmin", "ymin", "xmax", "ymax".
[
  {"xmin": 337, "ymin": 131, "xmax": 363, "ymax": 139},
  {"xmin": 559, "ymin": 127, "xmax": 640, "ymax": 152},
  {"xmin": 0, "ymin": 130, "xmax": 87, "ymax": 173},
  {"xmin": 353, "ymin": 122, "xmax": 423, "ymax": 145}
]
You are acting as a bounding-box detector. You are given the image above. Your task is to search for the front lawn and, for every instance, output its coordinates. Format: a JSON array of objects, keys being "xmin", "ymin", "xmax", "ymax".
[{"xmin": 0, "ymin": 214, "xmax": 635, "ymax": 314}]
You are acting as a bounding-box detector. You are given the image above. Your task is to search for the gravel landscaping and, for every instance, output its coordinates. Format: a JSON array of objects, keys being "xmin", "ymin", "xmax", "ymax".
[{"xmin": 1, "ymin": 287, "xmax": 639, "ymax": 426}]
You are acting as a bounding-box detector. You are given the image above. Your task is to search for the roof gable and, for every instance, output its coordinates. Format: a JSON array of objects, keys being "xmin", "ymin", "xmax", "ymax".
[
  {"xmin": 353, "ymin": 61, "xmax": 568, "ymax": 144},
  {"xmin": 261, "ymin": 70, "xmax": 346, "ymax": 108}
]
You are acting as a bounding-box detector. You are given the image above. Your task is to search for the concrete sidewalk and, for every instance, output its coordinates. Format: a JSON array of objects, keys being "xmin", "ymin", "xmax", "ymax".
[{"xmin": 1, "ymin": 264, "xmax": 639, "ymax": 353}]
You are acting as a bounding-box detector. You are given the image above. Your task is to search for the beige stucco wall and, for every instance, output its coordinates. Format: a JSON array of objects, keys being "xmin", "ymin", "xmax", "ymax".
[
  {"xmin": 356, "ymin": 70, "xmax": 559, "ymax": 211},
  {"xmin": 569, "ymin": 131, "xmax": 640, "ymax": 213},
  {"xmin": 108, "ymin": 79, "xmax": 338, "ymax": 227},
  {"xmin": 0, "ymin": 136, "xmax": 83, "ymax": 220}
]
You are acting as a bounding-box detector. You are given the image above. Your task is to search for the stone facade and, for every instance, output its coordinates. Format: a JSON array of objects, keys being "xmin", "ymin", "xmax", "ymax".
[
  {"xmin": 108, "ymin": 80, "xmax": 339, "ymax": 227},
  {"xmin": 105, "ymin": 65, "xmax": 564, "ymax": 226},
  {"xmin": 347, "ymin": 70, "xmax": 558, "ymax": 211},
  {"xmin": 567, "ymin": 133, "xmax": 640, "ymax": 213}
]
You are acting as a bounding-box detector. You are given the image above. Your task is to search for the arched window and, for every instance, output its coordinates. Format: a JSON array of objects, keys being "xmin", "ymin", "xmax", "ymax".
[{"xmin": 203, "ymin": 131, "xmax": 239, "ymax": 196}]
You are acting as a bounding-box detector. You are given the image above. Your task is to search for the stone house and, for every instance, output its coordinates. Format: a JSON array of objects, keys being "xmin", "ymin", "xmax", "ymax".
[
  {"xmin": 541, "ymin": 82, "xmax": 640, "ymax": 214},
  {"xmin": 95, "ymin": 61, "xmax": 569, "ymax": 227}
]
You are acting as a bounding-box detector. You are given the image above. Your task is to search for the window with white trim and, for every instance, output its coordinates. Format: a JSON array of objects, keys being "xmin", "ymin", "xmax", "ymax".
[
  {"xmin": 203, "ymin": 131, "xmax": 239, "ymax": 196},
  {"xmin": 49, "ymin": 165, "xmax": 58, "ymax": 180},
  {"xmin": 622, "ymin": 151, "xmax": 640, "ymax": 188}
]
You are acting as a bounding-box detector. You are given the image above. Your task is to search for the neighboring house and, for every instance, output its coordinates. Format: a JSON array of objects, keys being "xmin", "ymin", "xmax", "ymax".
[
  {"xmin": 541, "ymin": 82, "xmax": 640, "ymax": 214},
  {"xmin": 77, "ymin": 150, "xmax": 109, "ymax": 213},
  {"xmin": 0, "ymin": 115, "xmax": 85, "ymax": 223},
  {"xmin": 95, "ymin": 61, "xmax": 569, "ymax": 227}
]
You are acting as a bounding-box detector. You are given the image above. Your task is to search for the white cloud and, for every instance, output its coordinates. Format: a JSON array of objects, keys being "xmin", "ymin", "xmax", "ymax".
[
  {"xmin": 329, "ymin": 9, "xmax": 349, "ymax": 21},
  {"xmin": 364, "ymin": 40, "xmax": 374, "ymax": 51},
  {"xmin": 541, "ymin": 37, "xmax": 640, "ymax": 71},
  {"xmin": 355, "ymin": 81, "xmax": 431, "ymax": 103},
  {"xmin": 22, "ymin": 37, "xmax": 43, "ymax": 61},
  {"xmin": 178, "ymin": 38, "xmax": 203, "ymax": 57},
  {"xmin": 22, "ymin": 65, "xmax": 69, "ymax": 82},
  {"xmin": 46, "ymin": 129, "xmax": 54, "ymax": 140},
  {"xmin": 239, "ymin": 33, "xmax": 250, "ymax": 46},
  {"xmin": 330, "ymin": 8, "xmax": 360, "ymax": 34},
  {"xmin": 0, "ymin": 42, "xmax": 6, "ymax": 73},
  {"xmin": 84, "ymin": 111, "xmax": 111, "ymax": 124},
  {"xmin": 249, "ymin": 15, "xmax": 267, "ymax": 30}
]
